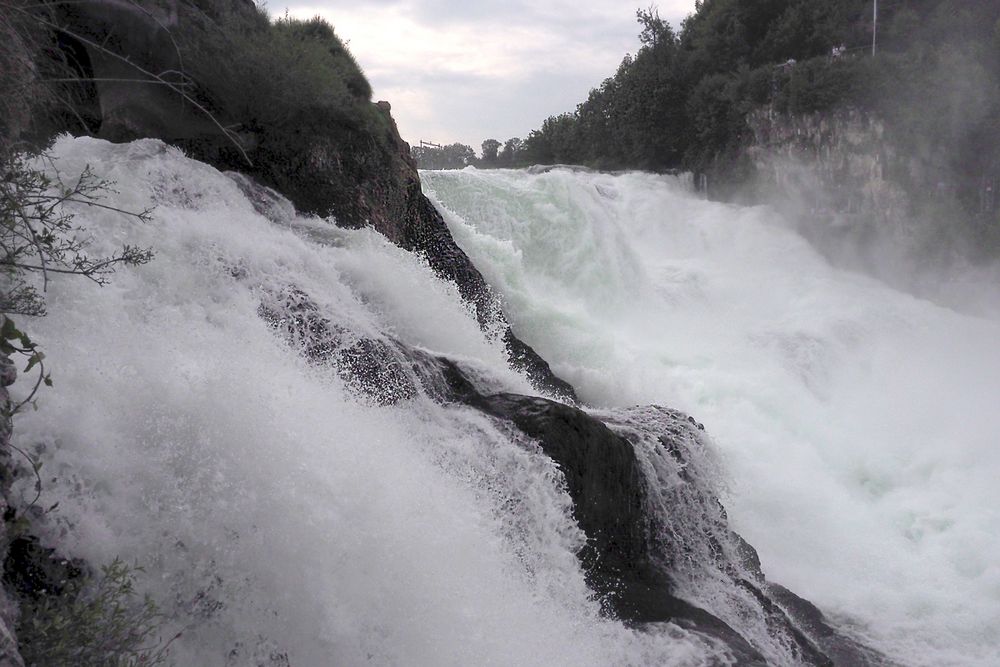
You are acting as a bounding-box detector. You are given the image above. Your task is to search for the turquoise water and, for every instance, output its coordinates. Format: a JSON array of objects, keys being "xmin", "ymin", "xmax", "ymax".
[{"xmin": 425, "ymin": 166, "xmax": 1000, "ymax": 666}]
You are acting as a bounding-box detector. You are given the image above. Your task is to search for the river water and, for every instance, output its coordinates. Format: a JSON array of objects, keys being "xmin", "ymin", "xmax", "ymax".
[{"xmin": 11, "ymin": 138, "xmax": 998, "ymax": 665}]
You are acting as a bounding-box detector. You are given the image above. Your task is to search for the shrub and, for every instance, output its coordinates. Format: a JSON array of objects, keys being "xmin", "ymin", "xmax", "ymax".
[
  {"xmin": 17, "ymin": 558, "xmax": 175, "ymax": 667},
  {"xmin": 782, "ymin": 55, "xmax": 868, "ymax": 114},
  {"xmin": 170, "ymin": 7, "xmax": 393, "ymax": 216},
  {"xmin": 179, "ymin": 11, "xmax": 378, "ymax": 137}
]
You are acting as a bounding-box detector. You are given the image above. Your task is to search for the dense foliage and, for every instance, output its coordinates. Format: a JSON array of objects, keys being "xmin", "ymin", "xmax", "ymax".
[
  {"xmin": 417, "ymin": 0, "xmax": 1000, "ymax": 198},
  {"xmin": 411, "ymin": 143, "xmax": 477, "ymax": 169},
  {"xmin": 413, "ymin": 138, "xmax": 527, "ymax": 170},
  {"xmin": 173, "ymin": 7, "xmax": 409, "ymax": 219},
  {"xmin": 177, "ymin": 8, "xmax": 381, "ymax": 145},
  {"xmin": 17, "ymin": 558, "xmax": 174, "ymax": 666},
  {"xmin": 515, "ymin": 0, "xmax": 1000, "ymax": 176}
]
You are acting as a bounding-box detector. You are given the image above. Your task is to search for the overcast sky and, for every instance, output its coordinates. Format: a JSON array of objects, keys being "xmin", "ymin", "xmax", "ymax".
[{"xmin": 285, "ymin": 1, "xmax": 696, "ymax": 151}]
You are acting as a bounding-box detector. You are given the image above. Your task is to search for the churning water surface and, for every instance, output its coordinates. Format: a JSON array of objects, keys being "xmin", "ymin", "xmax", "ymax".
[
  {"xmin": 424, "ymin": 166, "xmax": 1000, "ymax": 667},
  {"xmin": 11, "ymin": 136, "xmax": 999, "ymax": 666}
]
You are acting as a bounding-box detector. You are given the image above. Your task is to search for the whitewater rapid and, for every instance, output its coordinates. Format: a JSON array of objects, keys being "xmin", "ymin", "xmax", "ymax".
[
  {"xmin": 12, "ymin": 137, "xmax": 734, "ymax": 666},
  {"xmin": 424, "ymin": 167, "xmax": 1000, "ymax": 667},
  {"xmin": 13, "ymin": 136, "xmax": 999, "ymax": 666}
]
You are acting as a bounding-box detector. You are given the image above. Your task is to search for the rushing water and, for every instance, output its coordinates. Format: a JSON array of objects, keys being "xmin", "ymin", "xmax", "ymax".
[
  {"xmin": 423, "ymin": 167, "xmax": 1000, "ymax": 667},
  {"xmin": 13, "ymin": 137, "xmax": 733, "ymax": 666},
  {"xmin": 13, "ymin": 137, "xmax": 999, "ymax": 666}
]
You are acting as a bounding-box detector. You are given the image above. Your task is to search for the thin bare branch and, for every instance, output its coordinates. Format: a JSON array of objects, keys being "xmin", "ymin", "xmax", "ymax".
[
  {"xmin": 52, "ymin": 89, "xmax": 98, "ymax": 134},
  {"xmin": 122, "ymin": 0, "xmax": 186, "ymax": 90},
  {"xmin": 10, "ymin": 7, "xmax": 253, "ymax": 165},
  {"xmin": 60, "ymin": 197, "xmax": 153, "ymax": 219},
  {"xmin": 41, "ymin": 77, "xmax": 194, "ymax": 87}
]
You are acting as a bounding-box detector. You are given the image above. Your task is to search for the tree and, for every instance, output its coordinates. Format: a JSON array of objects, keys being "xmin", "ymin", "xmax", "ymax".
[
  {"xmin": 499, "ymin": 138, "xmax": 523, "ymax": 167},
  {"xmin": 412, "ymin": 143, "xmax": 476, "ymax": 169},
  {"xmin": 0, "ymin": 149, "xmax": 153, "ymax": 427},
  {"xmin": 480, "ymin": 138, "xmax": 501, "ymax": 165},
  {"xmin": 637, "ymin": 5, "xmax": 671, "ymax": 48},
  {"xmin": 1, "ymin": 155, "xmax": 153, "ymax": 317}
]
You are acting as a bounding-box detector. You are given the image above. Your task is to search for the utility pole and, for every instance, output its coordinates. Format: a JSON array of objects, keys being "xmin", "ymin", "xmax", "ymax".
[{"xmin": 872, "ymin": 0, "xmax": 878, "ymax": 56}]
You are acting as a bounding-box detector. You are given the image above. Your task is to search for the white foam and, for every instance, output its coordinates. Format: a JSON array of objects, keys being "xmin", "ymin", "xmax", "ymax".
[
  {"xmin": 11, "ymin": 137, "xmax": 724, "ymax": 666},
  {"xmin": 425, "ymin": 166, "xmax": 1000, "ymax": 666}
]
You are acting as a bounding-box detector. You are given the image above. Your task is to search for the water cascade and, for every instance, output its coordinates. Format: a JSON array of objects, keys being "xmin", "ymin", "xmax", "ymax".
[
  {"xmin": 13, "ymin": 137, "xmax": 998, "ymax": 666},
  {"xmin": 424, "ymin": 166, "xmax": 1000, "ymax": 667}
]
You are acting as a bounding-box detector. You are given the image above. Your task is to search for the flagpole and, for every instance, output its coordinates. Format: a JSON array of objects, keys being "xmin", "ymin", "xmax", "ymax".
[{"xmin": 872, "ymin": 0, "xmax": 878, "ymax": 56}]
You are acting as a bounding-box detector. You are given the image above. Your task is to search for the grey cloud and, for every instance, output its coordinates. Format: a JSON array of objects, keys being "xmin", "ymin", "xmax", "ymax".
[{"xmin": 292, "ymin": 1, "xmax": 696, "ymax": 148}]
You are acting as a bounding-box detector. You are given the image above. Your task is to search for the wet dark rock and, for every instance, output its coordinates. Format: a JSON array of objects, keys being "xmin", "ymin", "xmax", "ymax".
[
  {"xmin": 687, "ymin": 414, "xmax": 705, "ymax": 430},
  {"xmin": 257, "ymin": 279, "xmax": 879, "ymax": 664},
  {"xmin": 502, "ymin": 329, "xmax": 577, "ymax": 404},
  {"xmin": 456, "ymin": 393, "xmax": 764, "ymax": 662},
  {"xmin": 397, "ymin": 192, "xmax": 577, "ymax": 401},
  {"xmin": 768, "ymin": 583, "xmax": 893, "ymax": 666},
  {"xmin": 469, "ymin": 395, "xmax": 651, "ymax": 585},
  {"xmin": 336, "ymin": 339, "xmax": 417, "ymax": 405},
  {"xmin": 225, "ymin": 172, "xmax": 296, "ymax": 225},
  {"xmin": 256, "ymin": 287, "xmax": 417, "ymax": 405},
  {"xmin": 444, "ymin": 375, "xmax": 888, "ymax": 664},
  {"xmin": 736, "ymin": 578, "xmax": 835, "ymax": 666},
  {"xmin": 1, "ymin": 536, "xmax": 84, "ymax": 601}
]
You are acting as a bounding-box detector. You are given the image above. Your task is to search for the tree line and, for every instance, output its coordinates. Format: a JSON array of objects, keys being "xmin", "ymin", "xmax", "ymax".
[
  {"xmin": 416, "ymin": 0, "xmax": 1000, "ymax": 179},
  {"xmin": 517, "ymin": 0, "xmax": 1000, "ymax": 176},
  {"xmin": 411, "ymin": 137, "xmax": 526, "ymax": 170}
]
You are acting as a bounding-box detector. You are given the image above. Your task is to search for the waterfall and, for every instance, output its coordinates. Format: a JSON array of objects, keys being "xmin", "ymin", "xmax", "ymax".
[
  {"xmin": 12, "ymin": 137, "xmax": 999, "ymax": 666},
  {"xmin": 425, "ymin": 166, "xmax": 1000, "ymax": 667}
]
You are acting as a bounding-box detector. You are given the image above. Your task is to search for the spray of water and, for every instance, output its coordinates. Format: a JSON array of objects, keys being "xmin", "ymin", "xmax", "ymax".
[
  {"xmin": 11, "ymin": 137, "xmax": 749, "ymax": 666},
  {"xmin": 424, "ymin": 166, "xmax": 1000, "ymax": 667}
]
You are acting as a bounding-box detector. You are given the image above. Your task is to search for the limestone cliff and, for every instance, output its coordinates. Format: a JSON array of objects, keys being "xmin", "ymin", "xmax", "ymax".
[{"xmin": 747, "ymin": 108, "xmax": 910, "ymax": 232}]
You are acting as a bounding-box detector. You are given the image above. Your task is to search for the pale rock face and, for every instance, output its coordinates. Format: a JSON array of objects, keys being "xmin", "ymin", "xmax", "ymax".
[{"xmin": 747, "ymin": 107, "xmax": 912, "ymax": 240}]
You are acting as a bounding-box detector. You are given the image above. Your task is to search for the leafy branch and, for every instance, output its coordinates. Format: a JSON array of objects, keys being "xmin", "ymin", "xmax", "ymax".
[
  {"xmin": 18, "ymin": 557, "xmax": 179, "ymax": 666},
  {"xmin": 0, "ymin": 315, "xmax": 49, "ymax": 507},
  {"xmin": 0, "ymin": 151, "xmax": 154, "ymax": 507},
  {"xmin": 2, "ymin": 152, "xmax": 154, "ymax": 315}
]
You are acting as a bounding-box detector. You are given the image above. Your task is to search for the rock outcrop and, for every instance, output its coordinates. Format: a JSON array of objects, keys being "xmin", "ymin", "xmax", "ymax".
[
  {"xmin": 744, "ymin": 107, "xmax": 914, "ymax": 260},
  {"xmin": 724, "ymin": 104, "xmax": 1000, "ymax": 297},
  {"xmin": 13, "ymin": 0, "xmax": 575, "ymax": 402},
  {"xmin": 230, "ymin": 152, "xmax": 576, "ymax": 401}
]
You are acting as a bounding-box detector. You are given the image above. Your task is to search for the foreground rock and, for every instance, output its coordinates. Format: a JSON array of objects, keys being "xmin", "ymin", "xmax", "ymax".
[{"xmin": 230, "ymin": 168, "xmax": 575, "ymax": 402}]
